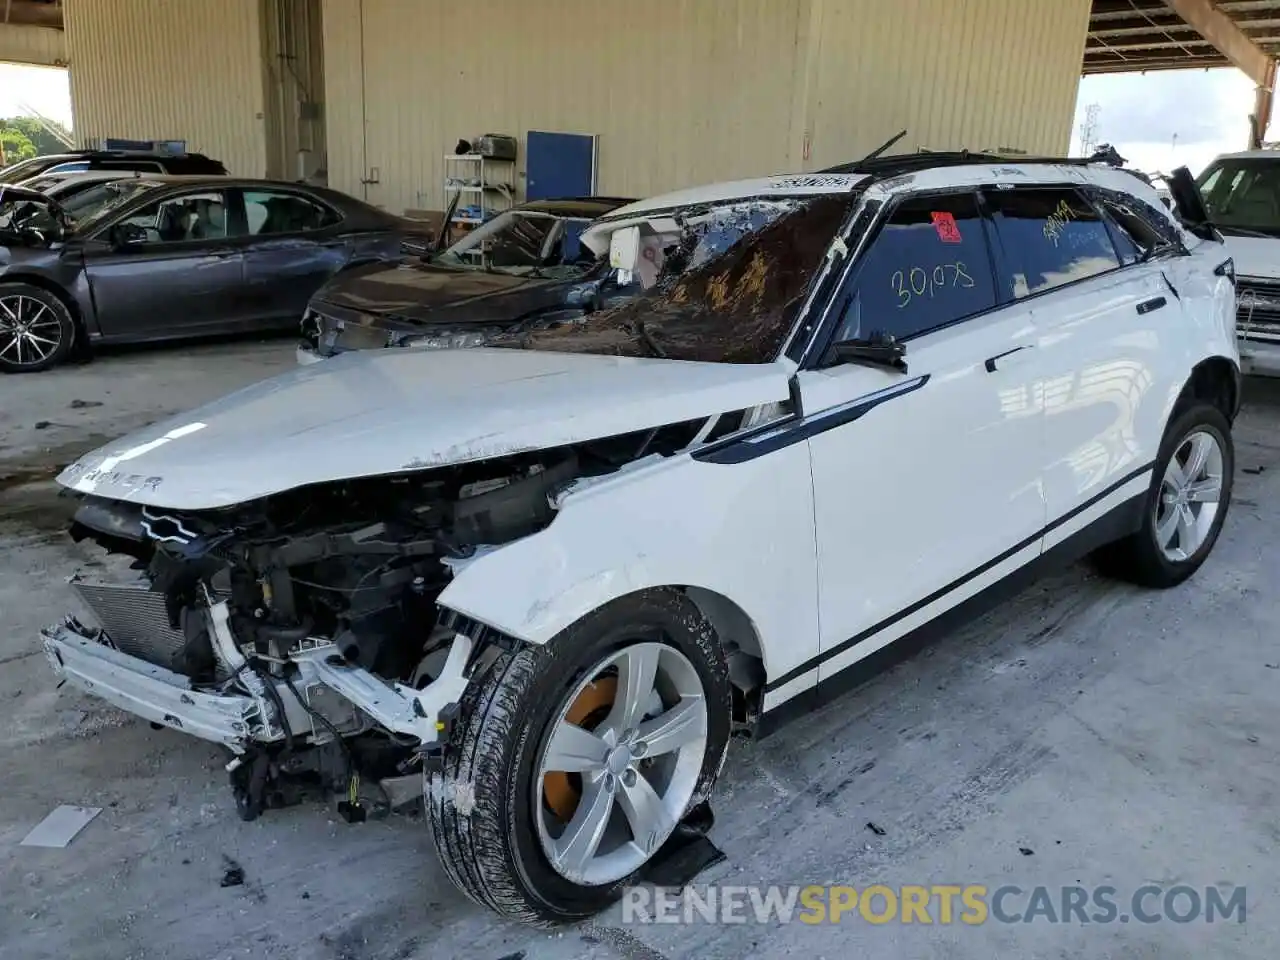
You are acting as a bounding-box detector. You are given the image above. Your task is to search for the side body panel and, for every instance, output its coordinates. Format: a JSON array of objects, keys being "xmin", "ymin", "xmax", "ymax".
[
  {"xmin": 437, "ymin": 445, "xmax": 822, "ymax": 694},
  {"xmin": 796, "ymin": 308, "xmax": 1047, "ymax": 704}
]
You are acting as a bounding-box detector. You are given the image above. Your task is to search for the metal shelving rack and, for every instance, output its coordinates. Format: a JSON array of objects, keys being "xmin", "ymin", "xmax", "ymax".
[{"xmin": 443, "ymin": 153, "xmax": 515, "ymax": 227}]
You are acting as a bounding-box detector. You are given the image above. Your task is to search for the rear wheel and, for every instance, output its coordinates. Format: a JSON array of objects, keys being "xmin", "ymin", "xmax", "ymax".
[
  {"xmin": 1094, "ymin": 403, "xmax": 1233, "ymax": 588},
  {"xmin": 426, "ymin": 590, "xmax": 732, "ymax": 924},
  {"xmin": 0, "ymin": 283, "xmax": 76, "ymax": 373}
]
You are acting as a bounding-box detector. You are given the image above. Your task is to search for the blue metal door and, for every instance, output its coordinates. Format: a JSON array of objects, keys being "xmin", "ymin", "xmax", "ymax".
[{"xmin": 526, "ymin": 131, "xmax": 597, "ymax": 200}]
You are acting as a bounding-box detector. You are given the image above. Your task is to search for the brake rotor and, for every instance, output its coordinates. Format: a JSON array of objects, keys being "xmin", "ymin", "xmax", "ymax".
[{"xmin": 543, "ymin": 675, "xmax": 617, "ymax": 821}]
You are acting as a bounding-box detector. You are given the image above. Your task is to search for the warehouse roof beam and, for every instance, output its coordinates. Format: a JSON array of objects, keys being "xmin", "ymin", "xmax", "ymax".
[{"xmin": 1086, "ymin": 0, "xmax": 1280, "ymax": 75}]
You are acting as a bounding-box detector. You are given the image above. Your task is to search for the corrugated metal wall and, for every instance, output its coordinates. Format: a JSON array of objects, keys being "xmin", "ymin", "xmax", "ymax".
[
  {"xmin": 805, "ymin": 0, "xmax": 1091, "ymax": 166},
  {"xmin": 0, "ymin": 25, "xmax": 66, "ymax": 67},
  {"xmin": 323, "ymin": 0, "xmax": 809, "ymax": 213},
  {"xmin": 63, "ymin": 0, "xmax": 267, "ymax": 176},
  {"xmin": 324, "ymin": 0, "xmax": 1091, "ymax": 214}
]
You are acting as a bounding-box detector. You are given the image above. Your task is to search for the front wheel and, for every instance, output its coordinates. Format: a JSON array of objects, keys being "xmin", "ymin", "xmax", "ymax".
[
  {"xmin": 1094, "ymin": 402, "xmax": 1233, "ymax": 588},
  {"xmin": 0, "ymin": 283, "xmax": 76, "ymax": 373},
  {"xmin": 426, "ymin": 590, "xmax": 732, "ymax": 924}
]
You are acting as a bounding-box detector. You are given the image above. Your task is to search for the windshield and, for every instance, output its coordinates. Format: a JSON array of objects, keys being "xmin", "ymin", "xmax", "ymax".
[
  {"xmin": 434, "ymin": 209, "xmax": 597, "ymax": 277},
  {"xmin": 1197, "ymin": 158, "xmax": 1280, "ymax": 235},
  {"xmin": 65, "ymin": 179, "xmax": 162, "ymax": 231},
  {"xmin": 491, "ymin": 192, "xmax": 857, "ymax": 364}
]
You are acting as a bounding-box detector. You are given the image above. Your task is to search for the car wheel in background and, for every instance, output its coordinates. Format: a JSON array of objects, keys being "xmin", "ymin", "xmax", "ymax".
[
  {"xmin": 0, "ymin": 283, "xmax": 76, "ymax": 373},
  {"xmin": 1093, "ymin": 402, "xmax": 1234, "ymax": 588},
  {"xmin": 427, "ymin": 589, "xmax": 732, "ymax": 924}
]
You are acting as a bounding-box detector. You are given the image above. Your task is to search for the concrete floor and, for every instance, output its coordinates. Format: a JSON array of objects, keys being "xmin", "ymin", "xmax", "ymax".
[{"xmin": 1, "ymin": 343, "xmax": 1278, "ymax": 960}]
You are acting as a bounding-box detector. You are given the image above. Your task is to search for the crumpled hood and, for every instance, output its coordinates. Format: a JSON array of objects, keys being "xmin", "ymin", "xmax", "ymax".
[
  {"xmin": 317, "ymin": 260, "xmax": 572, "ymax": 326},
  {"xmin": 1219, "ymin": 234, "xmax": 1280, "ymax": 281},
  {"xmin": 58, "ymin": 347, "xmax": 793, "ymax": 510}
]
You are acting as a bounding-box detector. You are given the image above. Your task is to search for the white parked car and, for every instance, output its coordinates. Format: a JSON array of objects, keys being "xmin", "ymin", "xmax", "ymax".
[
  {"xmin": 42, "ymin": 156, "xmax": 1239, "ymax": 923},
  {"xmin": 1197, "ymin": 150, "xmax": 1280, "ymax": 375}
]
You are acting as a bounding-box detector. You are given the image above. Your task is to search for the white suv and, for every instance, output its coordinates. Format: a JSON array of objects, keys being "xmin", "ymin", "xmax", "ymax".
[
  {"xmin": 42, "ymin": 157, "xmax": 1239, "ymax": 924},
  {"xmin": 1198, "ymin": 150, "xmax": 1280, "ymax": 374}
]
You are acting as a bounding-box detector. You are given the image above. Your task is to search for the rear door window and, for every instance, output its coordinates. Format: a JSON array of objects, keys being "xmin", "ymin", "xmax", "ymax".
[
  {"xmin": 830, "ymin": 191, "xmax": 998, "ymax": 343},
  {"xmin": 984, "ymin": 188, "xmax": 1121, "ymax": 299}
]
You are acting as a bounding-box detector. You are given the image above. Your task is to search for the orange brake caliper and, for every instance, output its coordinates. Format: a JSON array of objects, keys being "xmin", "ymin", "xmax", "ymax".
[{"xmin": 543, "ymin": 676, "xmax": 617, "ymax": 821}]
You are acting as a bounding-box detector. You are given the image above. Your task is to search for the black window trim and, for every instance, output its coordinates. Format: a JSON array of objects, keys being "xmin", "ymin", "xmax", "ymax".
[
  {"xmin": 232, "ymin": 185, "xmax": 343, "ymax": 238},
  {"xmin": 784, "ymin": 196, "xmax": 884, "ymax": 365},
  {"xmin": 800, "ymin": 186, "xmax": 1004, "ymax": 370}
]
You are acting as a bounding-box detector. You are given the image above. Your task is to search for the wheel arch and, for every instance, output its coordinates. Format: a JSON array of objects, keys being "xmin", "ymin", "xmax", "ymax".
[
  {"xmin": 1173, "ymin": 355, "xmax": 1241, "ymax": 425},
  {"xmin": 0, "ymin": 273, "xmax": 86, "ymax": 339},
  {"xmin": 442, "ymin": 580, "xmax": 772, "ymax": 701}
]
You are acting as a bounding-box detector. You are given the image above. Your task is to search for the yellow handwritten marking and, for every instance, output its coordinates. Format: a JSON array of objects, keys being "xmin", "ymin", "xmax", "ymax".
[
  {"xmin": 1042, "ymin": 198, "xmax": 1078, "ymax": 247},
  {"xmin": 892, "ymin": 261, "xmax": 975, "ymax": 308}
]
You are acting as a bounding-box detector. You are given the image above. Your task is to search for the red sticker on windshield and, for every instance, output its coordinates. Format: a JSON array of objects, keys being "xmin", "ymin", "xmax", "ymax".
[{"xmin": 931, "ymin": 211, "xmax": 962, "ymax": 243}]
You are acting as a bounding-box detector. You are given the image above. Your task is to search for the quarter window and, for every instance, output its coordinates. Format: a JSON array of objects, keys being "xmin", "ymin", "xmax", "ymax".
[
  {"xmin": 1099, "ymin": 196, "xmax": 1170, "ymax": 264},
  {"xmin": 831, "ymin": 192, "xmax": 998, "ymax": 343},
  {"xmin": 985, "ymin": 189, "xmax": 1120, "ymax": 298},
  {"xmin": 243, "ymin": 190, "xmax": 338, "ymax": 235}
]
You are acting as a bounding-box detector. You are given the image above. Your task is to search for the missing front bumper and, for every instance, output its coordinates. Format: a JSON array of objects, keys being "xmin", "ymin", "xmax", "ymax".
[
  {"xmin": 41, "ymin": 606, "xmax": 475, "ymax": 752},
  {"xmin": 42, "ymin": 620, "xmax": 256, "ymax": 748}
]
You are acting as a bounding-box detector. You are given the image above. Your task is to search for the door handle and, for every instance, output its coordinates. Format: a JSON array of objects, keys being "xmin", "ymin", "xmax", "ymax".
[
  {"xmin": 1136, "ymin": 296, "xmax": 1167, "ymax": 316},
  {"xmin": 209, "ymin": 248, "xmax": 238, "ymax": 260},
  {"xmin": 984, "ymin": 345, "xmax": 1033, "ymax": 373}
]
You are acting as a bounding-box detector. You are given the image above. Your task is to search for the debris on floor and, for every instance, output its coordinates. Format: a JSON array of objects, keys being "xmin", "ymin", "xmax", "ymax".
[
  {"xmin": 20, "ymin": 805, "xmax": 102, "ymax": 849},
  {"xmin": 1018, "ymin": 847, "xmax": 1035, "ymax": 856},
  {"xmin": 866, "ymin": 821, "xmax": 887, "ymax": 836},
  {"xmin": 67, "ymin": 399, "xmax": 104, "ymax": 410},
  {"xmin": 219, "ymin": 856, "xmax": 246, "ymax": 888}
]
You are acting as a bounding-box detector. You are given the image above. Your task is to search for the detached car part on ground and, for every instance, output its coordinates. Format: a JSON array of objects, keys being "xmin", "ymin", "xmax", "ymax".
[
  {"xmin": 42, "ymin": 158, "xmax": 1239, "ymax": 924},
  {"xmin": 0, "ymin": 178, "xmax": 412, "ymax": 372}
]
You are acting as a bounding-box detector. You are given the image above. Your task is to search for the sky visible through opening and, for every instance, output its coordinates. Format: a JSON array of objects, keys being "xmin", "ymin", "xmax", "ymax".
[{"xmin": 0, "ymin": 60, "xmax": 1274, "ymax": 177}]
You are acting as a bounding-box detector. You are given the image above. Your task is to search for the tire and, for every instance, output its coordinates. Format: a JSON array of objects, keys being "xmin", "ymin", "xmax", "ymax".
[
  {"xmin": 0, "ymin": 282, "xmax": 76, "ymax": 373},
  {"xmin": 1093, "ymin": 402, "xmax": 1233, "ymax": 588},
  {"xmin": 426, "ymin": 589, "xmax": 732, "ymax": 925}
]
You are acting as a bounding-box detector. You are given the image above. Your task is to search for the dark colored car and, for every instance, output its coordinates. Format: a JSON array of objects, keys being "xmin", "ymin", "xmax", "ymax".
[
  {"xmin": 0, "ymin": 177, "xmax": 411, "ymax": 371},
  {"xmin": 0, "ymin": 150, "xmax": 228, "ymax": 185},
  {"xmin": 299, "ymin": 197, "xmax": 633, "ymax": 361}
]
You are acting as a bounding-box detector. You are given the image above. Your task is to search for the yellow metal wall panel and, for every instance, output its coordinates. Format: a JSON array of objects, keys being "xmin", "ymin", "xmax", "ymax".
[
  {"xmin": 0, "ymin": 24, "xmax": 66, "ymax": 67},
  {"xmin": 325, "ymin": 0, "xmax": 808, "ymax": 212},
  {"xmin": 63, "ymin": 0, "xmax": 267, "ymax": 176},
  {"xmin": 805, "ymin": 0, "xmax": 1091, "ymax": 166},
  {"xmin": 325, "ymin": 0, "xmax": 1091, "ymax": 214}
]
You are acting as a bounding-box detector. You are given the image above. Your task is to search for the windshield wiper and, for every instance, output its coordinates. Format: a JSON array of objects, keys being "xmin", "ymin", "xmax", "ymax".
[{"xmin": 829, "ymin": 333, "xmax": 908, "ymax": 373}]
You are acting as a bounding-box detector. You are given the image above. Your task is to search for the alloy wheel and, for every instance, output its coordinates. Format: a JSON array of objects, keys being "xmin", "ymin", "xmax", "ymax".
[
  {"xmin": 534, "ymin": 641, "xmax": 708, "ymax": 886},
  {"xmin": 0, "ymin": 295, "xmax": 62, "ymax": 368},
  {"xmin": 1154, "ymin": 429, "xmax": 1224, "ymax": 562}
]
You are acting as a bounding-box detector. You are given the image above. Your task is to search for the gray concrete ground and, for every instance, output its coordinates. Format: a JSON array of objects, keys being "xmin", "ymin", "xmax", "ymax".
[{"xmin": 1, "ymin": 342, "xmax": 1278, "ymax": 960}]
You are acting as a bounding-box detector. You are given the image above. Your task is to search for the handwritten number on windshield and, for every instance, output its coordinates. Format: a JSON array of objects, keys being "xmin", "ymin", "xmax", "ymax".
[{"xmin": 892, "ymin": 262, "xmax": 974, "ymax": 308}]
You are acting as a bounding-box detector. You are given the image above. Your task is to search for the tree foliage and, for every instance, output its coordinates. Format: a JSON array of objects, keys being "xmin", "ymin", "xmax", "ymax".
[{"xmin": 0, "ymin": 116, "xmax": 73, "ymax": 165}]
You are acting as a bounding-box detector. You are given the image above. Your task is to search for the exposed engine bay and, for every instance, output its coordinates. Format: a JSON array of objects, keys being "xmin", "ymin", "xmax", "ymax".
[{"xmin": 43, "ymin": 421, "xmax": 708, "ymax": 820}]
